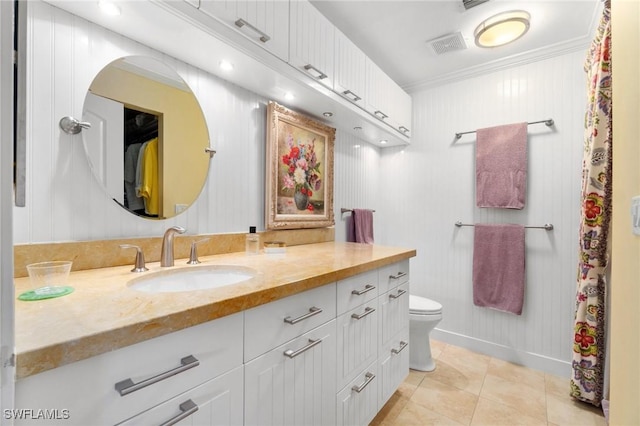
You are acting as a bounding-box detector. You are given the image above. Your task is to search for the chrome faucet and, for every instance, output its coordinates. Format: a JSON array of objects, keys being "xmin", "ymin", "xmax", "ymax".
[{"xmin": 161, "ymin": 226, "xmax": 186, "ymax": 267}]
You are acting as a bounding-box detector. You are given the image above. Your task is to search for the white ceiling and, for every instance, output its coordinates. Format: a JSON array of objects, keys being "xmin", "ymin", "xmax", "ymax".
[{"xmin": 311, "ymin": 0, "xmax": 602, "ymax": 92}]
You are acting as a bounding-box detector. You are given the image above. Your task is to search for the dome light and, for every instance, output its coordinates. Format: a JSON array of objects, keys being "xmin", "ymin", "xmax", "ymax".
[{"xmin": 474, "ymin": 10, "xmax": 530, "ymax": 48}]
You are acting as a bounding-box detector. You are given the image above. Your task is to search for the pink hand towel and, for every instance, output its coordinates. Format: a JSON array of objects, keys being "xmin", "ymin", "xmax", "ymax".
[
  {"xmin": 476, "ymin": 122, "xmax": 527, "ymax": 209},
  {"xmin": 473, "ymin": 224, "xmax": 525, "ymax": 315},
  {"xmin": 347, "ymin": 209, "xmax": 374, "ymax": 244}
]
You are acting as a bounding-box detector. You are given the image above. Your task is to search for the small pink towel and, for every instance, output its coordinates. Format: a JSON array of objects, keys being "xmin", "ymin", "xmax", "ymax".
[
  {"xmin": 476, "ymin": 122, "xmax": 527, "ymax": 209},
  {"xmin": 347, "ymin": 209, "xmax": 374, "ymax": 244},
  {"xmin": 473, "ymin": 224, "xmax": 525, "ymax": 315}
]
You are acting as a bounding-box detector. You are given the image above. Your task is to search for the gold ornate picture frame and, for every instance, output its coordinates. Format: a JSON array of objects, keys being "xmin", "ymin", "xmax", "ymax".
[{"xmin": 265, "ymin": 101, "xmax": 335, "ymax": 230}]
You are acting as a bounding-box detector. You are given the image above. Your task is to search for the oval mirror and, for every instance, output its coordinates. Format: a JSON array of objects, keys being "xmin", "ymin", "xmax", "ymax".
[{"xmin": 82, "ymin": 56, "xmax": 210, "ymax": 219}]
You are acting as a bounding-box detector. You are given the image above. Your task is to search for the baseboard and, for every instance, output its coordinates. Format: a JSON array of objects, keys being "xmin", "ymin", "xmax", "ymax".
[{"xmin": 430, "ymin": 328, "xmax": 571, "ymax": 378}]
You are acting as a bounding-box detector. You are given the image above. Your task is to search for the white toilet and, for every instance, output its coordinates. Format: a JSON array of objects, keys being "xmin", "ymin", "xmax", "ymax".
[{"xmin": 409, "ymin": 295, "xmax": 443, "ymax": 372}]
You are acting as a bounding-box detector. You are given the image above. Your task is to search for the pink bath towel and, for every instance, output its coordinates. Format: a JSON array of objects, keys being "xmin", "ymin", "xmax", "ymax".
[
  {"xmin": 472, "ymin": 224, "xmax": 526, "ymax": 315},
  {"xmin": 347, "ymin": 209, "xmax": 374, "ymax": 244},
  {"xmin": 476, "ymin": 122, "xmax": 527, "ymax": 209}
]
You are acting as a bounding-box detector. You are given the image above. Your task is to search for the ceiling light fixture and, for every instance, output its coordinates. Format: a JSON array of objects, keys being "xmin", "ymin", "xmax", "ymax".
[
  {"xmin": 284, "ymin": 92, "xmax": 295, "ymax": 100},
  {"xmin": 474, "ymin": 10, "xmax": 530, "ymax": 48},
  {"xmin": 323, "ymin": 112, "xmax": 333, "ymax": 117},
  {"xmin": 219, "ymin": 60, "xmax": 234, "ymax": 71},
  {"xmin": 98, "ymin": 0, "xmax": 121, "ymax": 16}
]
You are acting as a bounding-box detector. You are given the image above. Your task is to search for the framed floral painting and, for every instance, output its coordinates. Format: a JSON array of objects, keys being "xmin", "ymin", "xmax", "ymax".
[{"xmin": 266, "ymin": 101, "xmax": 335, "ymax": 229}]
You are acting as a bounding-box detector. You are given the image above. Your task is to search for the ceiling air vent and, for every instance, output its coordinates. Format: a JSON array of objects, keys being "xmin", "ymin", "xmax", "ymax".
[
  {"xmin": 428, "ymin": 32, "xmax": 468, "ymax": 55},
  {"xmin": 463, "ymin": 0, "xmax": 490, "ymax": 10}
]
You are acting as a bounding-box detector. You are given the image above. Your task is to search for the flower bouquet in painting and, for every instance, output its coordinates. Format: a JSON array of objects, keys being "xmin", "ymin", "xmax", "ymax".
[{"xmin": 281, "ymin": 133, "xmax": 322, "ymax": 212}]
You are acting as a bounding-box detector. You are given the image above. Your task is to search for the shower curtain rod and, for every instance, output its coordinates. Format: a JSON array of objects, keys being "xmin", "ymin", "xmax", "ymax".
[
  {"xmin": 455, "ymin": 221, "xmax": 554, "ymax": 231},
  {"xmin": 455, "ymin": 119, "xmax": 554, "ymax": 139}
]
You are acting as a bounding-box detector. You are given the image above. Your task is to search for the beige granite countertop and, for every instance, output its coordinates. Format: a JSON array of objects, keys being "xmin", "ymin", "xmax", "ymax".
[{"xmin": 14, "ymin": 242, "xmax": 415, "ymax": 379}]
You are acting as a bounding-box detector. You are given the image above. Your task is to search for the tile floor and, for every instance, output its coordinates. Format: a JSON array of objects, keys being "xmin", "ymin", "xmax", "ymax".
[{"xmin": 370, "ymin": 340, "xmax": 607, "ymax": 426}]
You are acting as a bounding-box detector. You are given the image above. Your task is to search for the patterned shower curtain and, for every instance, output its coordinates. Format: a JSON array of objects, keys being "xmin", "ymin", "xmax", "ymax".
[{"xmin": 571, "ymin": 0, "xmax": 611, "ymax": 407}]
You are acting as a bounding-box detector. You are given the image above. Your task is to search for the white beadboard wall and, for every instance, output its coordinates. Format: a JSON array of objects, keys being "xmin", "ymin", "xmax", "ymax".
[
  {"xmin": 379, "ymin": 51, "xmax": 586, "ymax": 375},
  {"xmin": 14, "ymin": 1, "xmax": 381, "ymax": 244}
]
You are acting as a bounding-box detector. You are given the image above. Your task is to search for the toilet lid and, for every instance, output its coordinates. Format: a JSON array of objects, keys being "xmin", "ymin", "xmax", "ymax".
[{"xmin": 410, "ymin": 295, "xmax": 442, "ymax": 314}]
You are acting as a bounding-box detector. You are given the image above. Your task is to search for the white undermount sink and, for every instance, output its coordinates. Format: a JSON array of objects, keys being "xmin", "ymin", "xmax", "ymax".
[{"xmin": 127, "ymin": 265, "xmax": 257, "ymax": 293}]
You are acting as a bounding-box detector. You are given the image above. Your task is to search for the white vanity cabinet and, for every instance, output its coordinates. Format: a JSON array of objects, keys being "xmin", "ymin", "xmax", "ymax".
[
  {"xmin": 333, "ymin": 28, "xmax": 367, "ymax": 107},
  {"xmin": 244, "ymin": 284, "xmax": 337, "ymax": 426},
  {"xmin": 198, "ymin": 0, "xmax": 289, "ymax": 61},
  {"xmin": 14, "ymin": 312, "xmax": 244, "ymax": 425},
  {"xmin": 377, "ymin": 261, "xmax": 410, "ymax": 409},
  {"xmin": 289, "ymin": 0, "xmax": 335, "ymax": 89},
  {"xmin": 118, "ymin": 365, "xmax": 244, "ymax": 425}
]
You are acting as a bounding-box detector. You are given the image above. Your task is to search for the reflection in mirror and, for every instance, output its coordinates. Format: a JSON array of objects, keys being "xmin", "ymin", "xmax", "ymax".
[{"xmin": 82, "ymin": 56, "xmax": 210, "ymax": 219}]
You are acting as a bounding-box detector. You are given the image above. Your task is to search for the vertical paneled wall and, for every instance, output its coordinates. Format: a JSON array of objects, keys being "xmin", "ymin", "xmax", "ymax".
[
  {"xmin": 15, "ymin": 1, "xmax": 379, "ymax": 244},
  {"xmin": 380, "ymin": 51, "xmax": 586, "ymax": 374}
]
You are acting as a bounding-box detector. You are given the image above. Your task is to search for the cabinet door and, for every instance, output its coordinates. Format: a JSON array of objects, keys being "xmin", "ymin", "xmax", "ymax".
[
  {"xmin": 118, "ymin": 365, "xmax": 244, "ymax": 425},
  {"xmin": 378, "ymin": 331, "xmax": 409, "ymax": 409},
  {"xmin": 199, "ymin": 0, "xmax": 289, "ymax": 61},
  {"xmin": 245, "ymin": 320, "xmax": 336, "ymax": 426},
  {"xmin": 364, "ymin": 58, "xmax": 392, "ymax": 125},
  {"xmin": 289, "ymin": 0, "xmax": 334, "ymax": 88},
  {"xmin": 336, "ymin": 362, "xmax": 378, "ymax": 426},
  {"xmin": 379, "ymin": 282, "xmax": 410, "ymax": 348},
  {"xmin": 333, "ymin": 28, "xmax": 366, "ymax": 106},
  {"xmin": 336, "ymin": 301, "xmax": 378, "ymax": 390}
]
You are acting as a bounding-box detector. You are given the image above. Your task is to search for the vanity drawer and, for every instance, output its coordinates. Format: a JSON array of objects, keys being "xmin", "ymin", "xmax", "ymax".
[
  {"xmin": 336, "ymin": 361, "xmax": 379, "ymax": 426},
  {"xmin": 379, "ymin": 282, "xmax": 410, "ymax": 348},
  {"xmin": 336, "ymin": 269, "xmax": 378, "ymax": 315},
  {"xmin": 15, "ymin": 312, "xmax": 243, "ymax": 426},
  {"xmin": 244, "ymin": 283, "xmax": 336, "ymax": 362},
  {"xmin": 377, "ymin": 260, "xmax": 410, "ymax": 294}
]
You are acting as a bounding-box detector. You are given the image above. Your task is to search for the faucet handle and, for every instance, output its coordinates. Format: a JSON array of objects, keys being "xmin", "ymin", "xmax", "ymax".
[
  {"xmin": 187, "ymin": 238, "xmax": 210, "ymax": 265},
  {"xmin": 120, "ymin": 244, "xmax": 149, "ymax": 272}
]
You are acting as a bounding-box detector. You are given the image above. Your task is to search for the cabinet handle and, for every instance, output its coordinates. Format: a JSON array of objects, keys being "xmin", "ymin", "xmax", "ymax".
[
  {"xmin": 114, "ymin": 355, "xmax": 200, "ymax": 396},
  {"xmin": 159, "ymin": 399, "xmax": 199, "ymax": 426},
  {"xmin": 283, "ymin": 338, "xmax": 322, "ymax": 358},
  {"xmin": 391, "ymin": 341, "xmax": 408, "ymax": 355},
  {"xmin": 284, "ymin": 306, "xmax": 323, "ymax": 325},
  {"xmin": 342, "ymin": 89, "xmax": 361, "ymax": 102},
  {"xmin": 304, "ymin": 64, "xmax": 327, "ymax": 80},
  {"xmin": 389, "ymin": 288, "xmax": 407, "ymax": 300},
  {"xmin": 374, "ymin": 110, "xmax": 388, "ymax": 120},
  {"xmin": 399, "ymin": 126, "xmax": 410, "ymax": 134},
  {"xmin": 351, "ymin": 284, "xmax": 376, "ymax": 296},
  {"xmin": 234, "ymin": 18, "xmax": 270, "ymax": 43},
  {"xmin": 351, "ymin": 306, "xmax": 376, "ymax": 320},
  {"xmin": 351, "ymin": 372, "xmax": 375, "ymax": 393},
  {"xmin": 389, "ymin": 271, "xmax": 407, "ymax": 280}
]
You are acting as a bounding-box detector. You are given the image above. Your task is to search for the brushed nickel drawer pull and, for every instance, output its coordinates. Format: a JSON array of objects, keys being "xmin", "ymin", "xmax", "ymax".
[
  {"xmin": 283, "ymin": 338, "xmax": 322, "ymax": 358},
  {"xmin": 391, "ymin": 341, "xmax": 408, "ymax": 355},
  {"xmin": 284, "ymin": 306, "xmax": 323, "ymax": 325},
  {"xmin": 342, "ymin": 89, "xmax": 361, "ymax": 102},
  {"xmin": 389, "ymin": 289, "xmax": 407, "ymax": 300},
  {"xmin": 351, "ymin": 284, "xmax": 375, "ymax": 296},
  {"xmin": 234, "ymin": 18, "xmax": 270, "ymax": 43},
  {"xmin": 399, "ymin": 126, "xmax": 410, "ymax": 134},
  {"xmin": 351, "ymin": 306, "xmax": 375, "ymax": 320},
  {"xmin": 389, "ymin": 271, "xmax": 407, "ymax": 280},
  {"xmin": 159, "ymin": 399, "xmax": 199, "ymax": 426},
  {"xmin": 374, "ymin": 110, "xmax": 388, "ymax": 120},
  {"xmin": 115, "ymin": 355, "xmax": 200, "ymax": 396},
  {"xmin": 304, "ymin": 64, "xmax": 327, "ymax": 80},
  {"xmin": 351, "ymin": 372, "xmax": 375, "ymax": 393}
]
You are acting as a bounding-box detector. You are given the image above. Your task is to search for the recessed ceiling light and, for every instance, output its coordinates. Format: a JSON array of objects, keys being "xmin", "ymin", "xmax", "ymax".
[
  {"xmin": 323, "ymin": 112, "xmax": 333, "ymax": 117},
  {"xmin": 98, "ymin": 0, "xmax": 121, "ymax": 16},
  {"xmin": 380, "ymin": 139, "xmax": 388, "ymax": 144},
  {"xmin": 474, "ymin": 10, "xmax": 530, "ymax": 48},
  {"xmin": 219, "ymin": 60, "xmax": 234, "ymax": 71},
  {"xmin": 284, "ymin": 92, "xmax": 295, "ymax": 100}
]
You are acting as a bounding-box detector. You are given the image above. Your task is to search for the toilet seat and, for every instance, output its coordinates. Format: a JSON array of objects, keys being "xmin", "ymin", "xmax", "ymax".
[{"xmin": 410, "ymin": 295, "xmax": 443, "ymax": 315}]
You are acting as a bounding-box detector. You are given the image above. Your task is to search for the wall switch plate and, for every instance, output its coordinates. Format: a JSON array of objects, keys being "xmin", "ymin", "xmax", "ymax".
[{"xmin": 632, "ymin": 196, "xmax": 640, "ymax": 236}]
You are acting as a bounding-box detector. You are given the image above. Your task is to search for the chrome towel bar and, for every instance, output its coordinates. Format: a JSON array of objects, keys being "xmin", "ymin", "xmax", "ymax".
[
  {"xmin": 455, "ymin": 119, "xmax": 554, "ymax": 139},
  {"xmin": 455, "ymin": 221, "xmax": 554, "ymax": 231}
]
